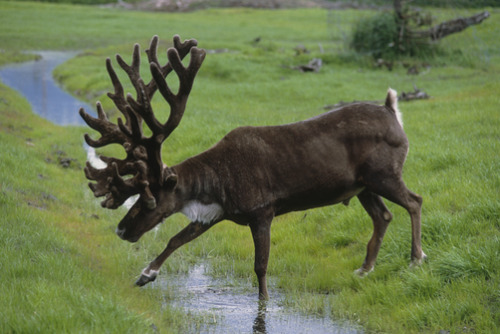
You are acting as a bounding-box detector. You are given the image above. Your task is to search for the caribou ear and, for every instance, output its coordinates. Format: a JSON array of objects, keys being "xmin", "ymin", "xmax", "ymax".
[{"xmin": 164, "ymin": 172, "xmax": 178, "ymax": 189}]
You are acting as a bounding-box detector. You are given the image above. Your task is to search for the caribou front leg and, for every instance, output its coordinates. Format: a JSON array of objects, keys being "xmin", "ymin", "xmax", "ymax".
[
  {"xmin": 136, "ymin": 221, "xmax": 214, "ymax": 286},
  {"xmin": 249, "ymin": 212, "xmax": 274, "ymax": 300}
]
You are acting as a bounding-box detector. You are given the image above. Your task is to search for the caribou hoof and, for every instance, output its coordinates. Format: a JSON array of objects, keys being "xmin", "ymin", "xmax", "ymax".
[
  {"xmin": 410, "ymin": 252, "xmax": 428, "ymax": 268},
  {"xmin": 354, "ymin": 267, "xmax": 373, "ymax": 277},
  {"xmin": 135, "ymin": 269, "xmax": 159, "ymax": 286}
]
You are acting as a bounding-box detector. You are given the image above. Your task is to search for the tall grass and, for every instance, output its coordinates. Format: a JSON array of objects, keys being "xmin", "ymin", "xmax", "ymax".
[{"xmin": 0, "ymin": 2, "xmax": 499, "ymax": 333}]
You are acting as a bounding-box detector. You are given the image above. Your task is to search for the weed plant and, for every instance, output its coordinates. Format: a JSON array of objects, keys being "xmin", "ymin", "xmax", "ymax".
[
  {"xmin": 350, "ymin": 10, "xmax": 436, "ymax": 60},
  {"xmin": 0, "ymin": 2, "xmax": 499, "ymax": 333}
]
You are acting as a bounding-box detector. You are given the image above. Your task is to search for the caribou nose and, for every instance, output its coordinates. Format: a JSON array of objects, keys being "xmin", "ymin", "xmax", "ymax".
[{"xmin": 116, "ymin": 226, "xmax": 126, "ymax": 240}]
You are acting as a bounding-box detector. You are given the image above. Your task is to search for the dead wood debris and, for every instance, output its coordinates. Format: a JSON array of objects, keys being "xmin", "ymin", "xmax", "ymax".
[
  {"xmin": 293, "ymin": 58, "xmax": 323, "ymax": 72},
  {"xmin": 323, "ymin": 86, "xmax": 430, "ymax": 110},
  {"xmin": 412, "ymin": 11, "xmax": 490, "ymax": 41},
  {"xmin": 399, "ymin": 86, "xmax": 430, "ymax": 101}
]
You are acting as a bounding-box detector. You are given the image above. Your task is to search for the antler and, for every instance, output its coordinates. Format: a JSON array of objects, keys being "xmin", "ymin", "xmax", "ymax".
[{"xmin": 79, "ymin": 35, "xmax": 206, "ymax": 209}]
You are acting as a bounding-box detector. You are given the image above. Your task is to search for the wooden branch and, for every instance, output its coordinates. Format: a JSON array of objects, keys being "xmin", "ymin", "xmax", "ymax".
[
  {"xmin": 293, "ymin": 58, "xmax": 322, "ymax": 72},
  {"xmin": 399, "ymin": 86, "xmax": 430, "ymax": 102},
  {"xmin": 412, "ymin": 11, "xmax": 490, "ymax": 41},
  {"xmin": 323, "ymin": 86, "xmax": 430, "ymax": 110}
]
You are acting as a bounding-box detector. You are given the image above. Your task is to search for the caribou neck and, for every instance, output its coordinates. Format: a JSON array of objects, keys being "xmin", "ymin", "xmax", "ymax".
[{"xmin": 172, "ymin": 157, "xmax": 227, "ymax": 219}]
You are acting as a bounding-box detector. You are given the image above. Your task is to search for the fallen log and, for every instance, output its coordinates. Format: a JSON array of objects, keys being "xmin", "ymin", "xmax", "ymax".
[
  {"xmin": 293, "ymin": 58, "xmax": 322, "ymax": 72},
  {"xmin": 411, "ymin": 11, "xmax": 490, "ymax": 41},
  {"xmin": 323, "ymin": 86, "xmax": 430, "ymax": 110},
  {"xmin": 399, "ymin": 86, "xmax": 430, "ymax": 101}
]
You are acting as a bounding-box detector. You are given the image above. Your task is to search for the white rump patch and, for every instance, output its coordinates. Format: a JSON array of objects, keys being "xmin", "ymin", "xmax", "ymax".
[
  {"xmin": 387, "ymin": 88, "xmax": 403, "ymax": 127},
  {"xmin": 181, "ymin": 200, "xmax": 224, "ymax": 225}
]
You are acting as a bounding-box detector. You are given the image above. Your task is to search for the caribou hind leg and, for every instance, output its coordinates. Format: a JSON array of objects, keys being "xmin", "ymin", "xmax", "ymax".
[
  {"xmin": 378, "ymin": 183, "xmax": 425, "ymax": 265},
  {"xmin": 362, "ymin": 172, "xmax": 426, "ymax": 268}
]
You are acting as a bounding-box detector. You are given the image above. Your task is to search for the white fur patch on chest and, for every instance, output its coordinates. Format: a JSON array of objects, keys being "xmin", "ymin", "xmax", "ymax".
[{"xmin": 180, "ymin": 200, "xmax": 224, "ymax": 225}]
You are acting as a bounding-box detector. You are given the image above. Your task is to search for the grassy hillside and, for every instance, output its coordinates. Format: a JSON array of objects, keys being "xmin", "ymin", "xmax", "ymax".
[{"xmin": 0, "ymin": 1, "xmax": 499, "ymax": 333}]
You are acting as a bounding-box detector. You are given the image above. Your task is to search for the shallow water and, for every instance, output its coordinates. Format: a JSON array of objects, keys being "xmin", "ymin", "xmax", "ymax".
[
  {"xmin": 0, "ymin": 51, "xmax": 92, "ymax": 126},
  {"xmin": 0, "ymin": 51, "xmax": 103, "ymax": 167},
  {"xmin": 159, "ymin": 264, "xmax": 362, "ymax": 334}
]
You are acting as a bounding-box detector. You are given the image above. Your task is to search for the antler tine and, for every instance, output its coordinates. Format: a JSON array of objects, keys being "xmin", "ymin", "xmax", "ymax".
[
  {"xmin": 79, "ymin": 102, "xmax": 128, "ymax": 148},
  {"xmin": 116, "ymin": 44, "xmax": 151, "ymax": 116},
  {"xmin": 116, "ymin": 43, "xmax": 141, "ymax": 82},
  {"xmin": 103, "ymin": 59, "xmax": 140, "ymax": 140},
  {"xmin": 115, "ymin": 35, "xmax": 202, "ymax": 142},
  {"xmin": 145, "ymin": 34, "xmax": 199, "ymax": 99},
  {"xmin": 151, "ymin": 45, "xmax": 206, "ymax": 141}
]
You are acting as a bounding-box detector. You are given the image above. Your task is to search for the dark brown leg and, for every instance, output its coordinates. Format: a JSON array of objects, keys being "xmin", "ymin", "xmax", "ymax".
[
  {"xmin": 356, "ymin": 190, "xmax": 393, "ymax": 275},
  {"xmin": 249, "ymin": 215, "xmax": 273, "ymax": 300},
  {"xmin": 364, "ymin": 175, "xmax": 426, "ymax": 266},
  {"xmin": 380, "ymin": 185, "xmax": 424, "ymax": 264},
  {"xmin": 405, "ymin": 190, "xmax": 426, "ymax": 266},
  {"xmin": 136, "ymin": 221, "xmax": 214, "ymax": 286}
]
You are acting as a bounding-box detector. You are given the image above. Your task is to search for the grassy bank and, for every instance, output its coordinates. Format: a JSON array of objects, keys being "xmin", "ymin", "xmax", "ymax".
[
  {"xmin": 0, "ymin": 76, "xmax": 216, "ymax": 331},
  {"xmin": 1, "ymin": 1, "xmax": 499, "ymax": 333}
]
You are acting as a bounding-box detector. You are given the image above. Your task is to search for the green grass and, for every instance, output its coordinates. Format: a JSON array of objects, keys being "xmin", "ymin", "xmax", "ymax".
[
  {"xmin": 1, "ymin": 1, "xmax": 499, "ymax": 333},
  {"xmin": 0, "ymin": 83, "xmax": 202, "ymax": 332}
]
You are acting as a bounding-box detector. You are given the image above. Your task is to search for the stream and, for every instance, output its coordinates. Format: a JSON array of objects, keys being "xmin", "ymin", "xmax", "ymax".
[
  {"xmin": 0, "ymin": 51, "xmax": 92, "ymax": 126},
  {"xmin": 0, "ymin": 51, "xmax": 363, "ymax": 334}
]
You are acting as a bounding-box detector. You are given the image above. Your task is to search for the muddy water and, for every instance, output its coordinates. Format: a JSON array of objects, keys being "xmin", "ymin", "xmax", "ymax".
[
  {"xmin": 1, "ymin": 52, "xmax": 363, "ymax": 333},
  {"xmin": 0, "ymin": 51, "xmax": 92, "ymax": 126},
  {"xmin": 160, "ymin": 264, "xmax": 362, "ymax": 334}
]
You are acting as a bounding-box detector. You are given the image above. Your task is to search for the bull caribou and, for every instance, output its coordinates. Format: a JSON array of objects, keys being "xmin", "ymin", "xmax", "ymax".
[{"xmin": 79, "ymin": 35, "xmax": 426, "ymax": 299}]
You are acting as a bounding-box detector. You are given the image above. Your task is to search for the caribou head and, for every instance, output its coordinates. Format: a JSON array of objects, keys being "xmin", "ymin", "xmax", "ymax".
[{"xmin": 80, "ymin": 35, "xmax": 205, "ymax": 242}]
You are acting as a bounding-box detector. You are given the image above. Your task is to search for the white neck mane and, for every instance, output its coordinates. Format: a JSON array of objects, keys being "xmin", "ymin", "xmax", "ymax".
[{"xmin": 180, "ymin": 200, "xmax": 224, "ymax": 224}]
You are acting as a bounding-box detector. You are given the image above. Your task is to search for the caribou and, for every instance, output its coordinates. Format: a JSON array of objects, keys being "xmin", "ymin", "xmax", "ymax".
[{"xmin": 79, "ymin": 35, "xmax": 426, "ymax": 299}]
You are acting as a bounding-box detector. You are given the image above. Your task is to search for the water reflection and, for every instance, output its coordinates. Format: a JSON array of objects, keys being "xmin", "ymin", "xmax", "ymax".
[
  {"xmin": 252, "ymin": 300, "xmax": 267, "ymax": 334},
  {"xmin": 0, "ymin": 51, "xmax": 92, "ymax": 126},
  {"xmin": 160, "ymin": 264, "xmax": 362, "ymax": 334}
]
